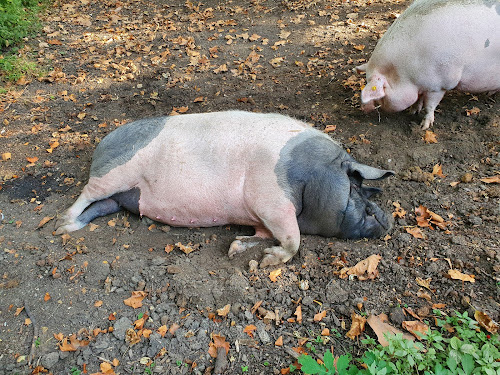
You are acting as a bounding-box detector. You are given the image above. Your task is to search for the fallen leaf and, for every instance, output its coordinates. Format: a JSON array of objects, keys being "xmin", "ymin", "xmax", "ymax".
[
  {"xmin": 321, "ymin": 328, "xmax": 330, "ymax": 336},
  {"xmin": 275, "ymin": 336, "xmax": 283, "ymax": 346},
  {"xmin": 423, "ymin": 130, "xmax": 438, "ymax": 143},
  {"xmin": 100, "ymin": 362, "xmax": 115, "ymax": 374},
  {"xmin": 314, "ymin": 310, "xmax": 327, "ymax": 322},
  {"xmin": 346, "ymin": 312, "xmax": 366, "ymax": 340},
  {"xmin": 59, "ymin": 335, "xmax": 89, "ymax": 352},
  {"xmin": 175, "ymin": 242, "xmax": 195, "ymax": 254},
  {"xmin": 353, "ymin": 44, "xmax": 365, "ymax": 51},
  {"xmin": 213, "ymin": 64, "xmax": 228, "ymax": 74},
  {"xmin": 169, "ymin": 323, "xmax": 180, "ymax": 335},
  {"xmin": 37, "ymin": 216, "xmax": 54, "ymax": 229},
  {"xmin": 123, "ymin": 291, "xmax": 147, "ymax": 308},
  {"xmin": 402, "ymin": 320, "xmax": 429, "ymax": 339},
  {"xmin": 474, "ymin": 310, "xmax": 498, "ymax": 334},
  {"xmin": 157, "ymin": 325, "xmax": 167, "ymax": 337},
  {"xmin": 243, "ymin": 324, "xmax": 257, "ymax": 338},
  {"xmin": 125, "ymin": 328, "xmax": 140, "ymax": 345},
  {"xmin": 164, "ymin": 244, "xmax": 174, "ymax": 253},
  {"xmin": 466, "ymin": 107, "xmax": 480, "ymax": 116},
  {"xmin": 367, "ymin": 314, "xmax": 414, "ymax": 346},
  {"xmin": 208, "ymin": 334, "xmax": 230, "ymax": 358},
  {"xmin": 417, "ymin": 289, "xmax": 432, "ymax": 302},
  {"xmin": 416, "ymin": 277, "xmax": 432, "ymax": 290},
  {"xmin": 217, "ymin": 304, "xmax": 231, "ymax": 317},
  {"xmin": 25, "ymin": 318, "xmax": 31, "ymax": 325},
  {"xmin": 26, "ymin": 156, "xmax": 39, "ymax": 163},
  {"xmin": 44, "ymin": 292, "xmax": 51, "ymax": 301},
  {"xmin": 269, "ymin": 268, "xmax": 282, "ymax": 282},
  {"xmin": 392, "ymin": 202, "xmax": 406, "ymax": 218},
  {"xmin": 340, "ymin": 254, "xmax": 382, "ymax": 280},
  {"xmin": 294, "ymin": 305, "xmax": 302, "ymax": 324},
  {"xmin": 14, "ymin": 307, "xmax": 24, "ymax": 316},
  {"xmin": 1, "ymin": 152, "xmax": 11, "ymax": 161},
  {"xmin": 480, "ymin": 175, "xmax": 500, "ymax": 184},
  {"xmin": 323, "ymin": 125, "xmax": 337, "ymax": 133},
  {"xmin": 406, "ymin": 227, "xmax": 425, "ymax": 239},
  {"xmin": 448, "ymin": 269, "xmax": 475, "ymax": 283},
  {"xmin": 432, "ymin": 164, "xmax": 446, "ymax": 178},
  {"xmin": 269, "ymin": 57, "xmax": 285, "ymax": 67}
]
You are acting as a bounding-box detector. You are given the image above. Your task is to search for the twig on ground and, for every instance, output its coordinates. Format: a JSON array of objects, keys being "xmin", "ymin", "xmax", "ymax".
[{"xmin": 24, "ymin": 299, "xmax": 39, "ymax": 366}]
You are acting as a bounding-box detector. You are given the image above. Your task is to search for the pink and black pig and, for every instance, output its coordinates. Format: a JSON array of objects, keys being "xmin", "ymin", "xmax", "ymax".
[
  {"xmin": 55, "ymin": 111, "xmax": 394, "ymax": 267},
  {"xmin": 357, "ymin": 0, "xmax": 500, "ymax": 129}
]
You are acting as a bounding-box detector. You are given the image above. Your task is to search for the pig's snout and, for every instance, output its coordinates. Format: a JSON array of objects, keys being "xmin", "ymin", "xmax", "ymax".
[{"xmin": 360, "ymin": 101, "xmax": 377, "ymax": 113}]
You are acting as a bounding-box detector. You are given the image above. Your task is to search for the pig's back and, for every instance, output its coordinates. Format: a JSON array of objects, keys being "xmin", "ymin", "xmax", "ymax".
[{"xmin": 371, "ymin": 0, "xmax": 500, "ymax": 90}]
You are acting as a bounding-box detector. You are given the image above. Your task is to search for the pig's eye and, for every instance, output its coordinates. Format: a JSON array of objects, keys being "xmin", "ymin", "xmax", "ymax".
[{"xmin": 366, "ymin": 206, "xmax": 374, "ymax": 215}]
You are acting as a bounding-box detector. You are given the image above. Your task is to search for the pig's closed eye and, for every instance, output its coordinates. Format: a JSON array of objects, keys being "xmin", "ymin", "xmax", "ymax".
[{"xmin": 366, "ymin": 206, "xmax": 374, "ymax": 215}]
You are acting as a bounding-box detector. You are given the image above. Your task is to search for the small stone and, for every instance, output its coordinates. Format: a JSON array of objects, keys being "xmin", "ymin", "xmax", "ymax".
[
  {"xmin": 298, "ymin": 279, "xmax": 309, "ymax": 290},
  {"xmin": 152, "ymin": 257, "xmax": 166, "ymax": 266},
  {"xmin": 461, "ymin": 173, "xmax": 473, "ymax": 183},
  {"xmin": 468, "ymin": 215, "xmax": 482, "ymax": 226},
  {"xmin": 389, "ymin": 307, "xmax": 406, "ymax": 326},
  {"xmin": 248, "ymin": 260, "xmax": 258, "ymax": 272},
  {"xmin": 167, "ymin": 265, "xmax": 182, "ymax": 274},
  {"xmin": 41, "ymin": 352, "xmax": 59, "ymax": 369},
  {"xmin": 113, "ymin": 317, "xmax": 133, "ymax": 340}
]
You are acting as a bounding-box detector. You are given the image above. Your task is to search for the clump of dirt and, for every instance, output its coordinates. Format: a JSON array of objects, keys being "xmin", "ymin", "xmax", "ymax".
[{"xmin": 0, "ymin": 0, "xmax": 498, "ymax": 374}]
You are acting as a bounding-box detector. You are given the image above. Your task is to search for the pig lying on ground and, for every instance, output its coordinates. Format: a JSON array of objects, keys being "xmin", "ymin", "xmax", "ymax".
[
  {"xmin": 357, "ymin": 0, "xmax": 500, "ymax": 129},
  {"xmin": 55, "ymin": 111, "xmax": 394, "ymax": 267}
]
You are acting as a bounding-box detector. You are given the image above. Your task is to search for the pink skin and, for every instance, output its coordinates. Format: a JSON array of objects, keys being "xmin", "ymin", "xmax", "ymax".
[
  {"xmin": 356, "ymin": 1, "xmax": 500, "ymax": 130},
  {"xmin": 56, "ymin": 112, "xmax": 318, "ymax": 267}
]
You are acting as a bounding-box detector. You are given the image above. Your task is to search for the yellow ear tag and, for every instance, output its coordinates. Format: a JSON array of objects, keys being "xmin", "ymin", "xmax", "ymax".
[{"xmin": 371, "ymin": 86, "xmax": 377, "ymax": 91}]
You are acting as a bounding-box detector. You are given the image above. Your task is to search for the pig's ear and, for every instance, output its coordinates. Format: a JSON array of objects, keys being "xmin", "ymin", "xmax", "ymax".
[
  {"xmin": 355, "ymin": 64, "xmax": 367, "ymax": 74},
  {"xmin": 361, "ymin": 74, "xmax": 387, "ymax": 103},
  {"xmin": 343, "ymin": 161, "xmax": 394, "ymax": 181}
]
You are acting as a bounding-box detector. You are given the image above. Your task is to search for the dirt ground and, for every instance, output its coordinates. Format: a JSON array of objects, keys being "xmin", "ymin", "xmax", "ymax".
[{"xmin": 0, "ymin": 0, "xmax": 498, "ymax": 374}]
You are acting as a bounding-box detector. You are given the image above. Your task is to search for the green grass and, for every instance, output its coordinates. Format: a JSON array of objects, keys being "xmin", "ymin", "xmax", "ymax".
[
  {"xmin": 293, "ymin": 310, "xmax": 500, "ymax": 375},
  {"xmin": 0, "ymin": 0, "xmax": 50, "ymax": 83}
]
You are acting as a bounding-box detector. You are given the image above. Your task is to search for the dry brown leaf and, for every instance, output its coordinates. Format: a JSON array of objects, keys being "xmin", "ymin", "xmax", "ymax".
[
  {"xmin": 59, "ymin": 335, "xmax": 89, "ymax": 352},
  {"xmin": 217, "ymin": 304, "xmax": 231, "ymax": 317},
  {"xmin": 157, "ymin": 325, "xmax": 167, "ymax": 337},
  {"xmin": 25, "ymin": 318, "xmax": 31, "ymax": 325},
  {"xmin": 269, "ymin": 268, "xmax": 282, "ymax": 282},
  {"xmin": 448, "ymin": 269, "xmax": 475, "ymax": 283},
  {"xmin": 2, "ymin": 152, "xmax": 11, "ymax": 161},
  {"xmin": 294, "ymin": 305, "xmax": 302, "ymax": 323},
  {"xmin": 94, "ymin": 300, "xmax": 103, "ymax": 307},
  {"xmin": 346, "ymin": 312, "xmax": 366, "ymax": 340},
  {"xmin": 274, "ymin": 336, "xmax": 283, "ymax": 346},
  {"xmin": 402, "ymin": 320, "xmax": 429, "ymax": 339},
  {"xmin": 432, "ymin": 164, "xmax": 446, "ymax": 178},
  {"xmin": 367, "ymin": 314, "xmax": 414, "ymax": 346},
  {"xmin": 321, "ymin": 328, "xmax": 330, "ymax": 336},
  {"xmin": 123, "ymin": 291, "xmax": 147, "ymax": 308},
  {"xmin": 474, "ymin": 310, "xmax": 498, "ymax": 334},
  {"xmin": 392, "ymin": 202, "xmax": 406, "ymax": 218},
  {"xmin": 416, "ymin": 277, "xmax": 432, "ymax": 290},
  {"xmin": 100, "ymin": 362, "xmax": 115, "ymax": 374},
  {"xmin": 37, "ymin": 216, "xmax": 54, "ymax": 229},
  {"xmin": 269, "ymin": 57, "xmax": 285, "ymax": 67},
  {"xmin": 243, "ymin": 324, "xmax": 257, "ymax": 338},
  {"xmin": 125, "ymin": 328, "xmax": 140, "ymax": 345},
  {"xmin": 423, "ymin": 130, "xmax": 438, "ymax": 144},
  {"xmin": 406, "ymin": 227, "xmax": 425, "ymax": 239},
  {"xmin": 164, "ymin": 244, "xmax": 174, "ymax": 253},
  {"xmin": 323, "ymin": 125, "xmax": 337, "ymax": 133},
  {"xmin": 44, "ymin": 292, "xmax": 51, "ymax": 301},
  {"xmin": 314, "ymin": 310, "xmax": 327, "ymax": 322},
  {"xmin": 480, "ymin": 175, "xmax": 500, "ymax": 184},
  {"xmin": 169, "ymin": 323, "xmax": 180, "ymax": 335},
  {"xmin": 26, "ymin": 156, "xmax": 39, "ymax": 163},
  {"xmin": 466, "ymin": 107, "xmax": 480, "ymax": 116},
  {"xmin": 213, "ymin": 64, "xmax": 228, "ymax": 74},
  {"xmin": 341, "ymin": 254, "xmax": 382, "ymax": 280},
  {"xmin": 353, "ymin": 44, "xmax": 365, "ymax": 51},
  {"xmin": 175, "ymin": 242, "xmax": 195, "ymax": 254},
  {"xmin": 417, "ymin": 289, "xmax": 432, "ymax": 302},
  {"xmin": 208, "ymin": 334, "xmax": 230, "ymax": 358}
]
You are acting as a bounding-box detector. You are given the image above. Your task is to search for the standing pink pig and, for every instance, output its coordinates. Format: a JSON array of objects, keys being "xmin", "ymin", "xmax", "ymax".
[{"xmin": 357, "ymin": 0, "xmax": 500, "ymax": 129}]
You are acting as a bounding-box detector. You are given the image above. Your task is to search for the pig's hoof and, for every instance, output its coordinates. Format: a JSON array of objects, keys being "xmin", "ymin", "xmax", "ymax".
[
  {"xmin": 54, "ymin": 218, "xmax": 85, "ymax": 235},
  {"xmin": 259, "ymin": 246, "xmax": 291, "ymax": 268},
  {"xmin": 228, "ymin": 237, "xmax": 261, "ymax": 258}
]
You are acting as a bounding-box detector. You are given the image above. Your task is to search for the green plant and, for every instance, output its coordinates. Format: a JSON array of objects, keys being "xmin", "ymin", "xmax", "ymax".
[
  {"xmin": 69, "ymin": 367, "xmax": 81, "ymax": 375},
  {"xmin": 34, "ymin": 337, "xmax": 40, "ymax": 347},
  {"xmin": 241, "ymin": 365, "xmax": 249, "ymax": 372},
  {"xmin": 296, "ymin": 310, "xmax": 499, "ymax": 375}
]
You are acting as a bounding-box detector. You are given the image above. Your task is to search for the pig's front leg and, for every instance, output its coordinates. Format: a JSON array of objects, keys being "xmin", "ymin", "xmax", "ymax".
[
  {"xmin": 420, "ymin": 90, "xmax": 446, "ymax": 130},
  {"xmin": 258, "ymin": 207, "xmax": 301, "ymax": 268},
  {"xmin": 228, "ymin": 227, "xmax": 274, "ymax": 258}
]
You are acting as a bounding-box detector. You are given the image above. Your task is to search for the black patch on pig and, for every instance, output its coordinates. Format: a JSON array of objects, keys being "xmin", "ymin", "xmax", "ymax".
[
  {"xmin": 90, "ymin": 117, "xmax": 167, "ymax": 178},
  {"xmin": 484, "ymin": 39, "xmax": 490, "ymax": 48},
  {"xmin": 274, "ymin": 131, "xmax": 350, "ymax": 236},
  {"xmin": 75, "ymin": 187, "xmax": 140, "ymax": 226},
  {"xmin": 275, "ymin": 130, "xmax": 393, "ymax": 239}
]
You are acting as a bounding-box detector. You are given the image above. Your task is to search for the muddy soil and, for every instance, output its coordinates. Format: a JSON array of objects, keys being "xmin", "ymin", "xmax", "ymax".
[{"xmin": 0, "ymin": 0, "xmax": 498, "ymax": 374}]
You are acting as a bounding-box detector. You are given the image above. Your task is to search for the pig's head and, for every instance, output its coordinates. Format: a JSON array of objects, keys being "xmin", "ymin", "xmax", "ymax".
[
  {"xmin": 282, "ymin": 134, "xmax": 394, "ymax": 240},
  {"xmin": 336, "ymin": 160, "xmax": 394, "ymax": 239},
  {"xmin": 356, "ymin": 66, "xmax": 419, "ymax": 113}
]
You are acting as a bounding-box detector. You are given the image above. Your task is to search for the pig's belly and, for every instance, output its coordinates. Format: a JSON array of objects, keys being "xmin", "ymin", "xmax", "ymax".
[{"xmin": 136, "ymin": 181, "xmax": 260, "ymax": 228}]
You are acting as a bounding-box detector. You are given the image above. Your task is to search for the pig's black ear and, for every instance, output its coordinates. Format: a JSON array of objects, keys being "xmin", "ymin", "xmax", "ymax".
[
  {"xmin": 362, "ymin": 186, "xmax": 382, "ymax": 198},
  {"xmin": 343, "ymin": 161, "xmax": 394, "ymax": 181}
]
